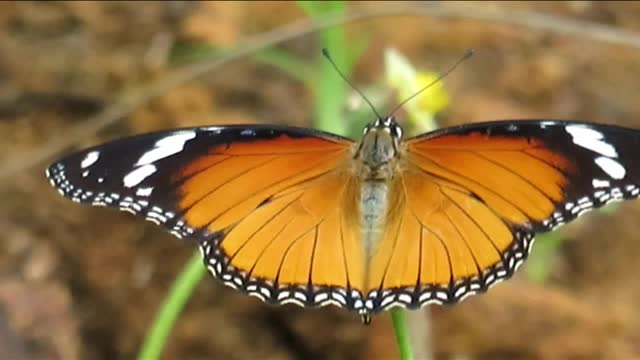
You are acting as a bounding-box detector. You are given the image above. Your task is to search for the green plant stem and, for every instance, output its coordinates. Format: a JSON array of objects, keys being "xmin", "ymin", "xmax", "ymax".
[
  {"xmin": 137, "ymin": 252, "xmax": 206, "ymax": 360},
  {"xmin": 391, "ymin": 308, "xmax": 414, "ymax": 360},
  {"xmin": 314, "ymin": 18, "xmax": 347, "ymax": 136},
  {"xmin": 297, "ymin": 1, "xmax": 349, "ymax": 136}
]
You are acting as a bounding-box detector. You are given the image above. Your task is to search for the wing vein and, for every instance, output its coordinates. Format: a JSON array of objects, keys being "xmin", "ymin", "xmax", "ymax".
[
  {"xmin": 422, "ymin": 216, "xmax": 455, "ymax": 287},
  {"xmin": 170, "ymin": 155, "xmax": 233, "ymax": 186},
  {"xmin": 339, "ymin": 215, "xmax": 351, "ymax": 289},
  {"xmin": 309, "ymin": 225, "xmax": 319, "ymax": 288},
  {"xmin": 227, "ymin": 192, "xmax": 304, "ymax": 260},
  {"xmin": 472, "ymin": 150, "xmax": 557, "ymax": 206},
  {"xmin": 182, "ymin": 155, "xmax": 279, "ymax": 213},
  {"xmin": 399, "ymin": 174, "xmax": 455, "ymax": 286},
  {"xmin": 442, "ymin": 205, "xmax": 484, "ymax": 277},
  {"xmin": 440, "ymin": 189, "xmax": 505, "ymax": 256},
  {"xmin": 246, "ymin": 216, "xmax": 292, "ymax": 280},
  {"xmin": 378, "ymin": 216, "xmax": 404, "ymax": 291},
  {"xmin": 203, "ymin": 165, "xmax": 340, "ymax": 231},
  {"xmin": 274, "ymin": 225, "xmax": 318, "ymax": 287},
  {"xmin": 417, "ymin": 224, "xmax": 423, "ymax": 289},
  {"xmin": 523, "ymin": 148, "xmax": 572, "ymax": 176},
  {"xmin": 408, "ymin": 151, "xmax": 534, "ymax": 220}
]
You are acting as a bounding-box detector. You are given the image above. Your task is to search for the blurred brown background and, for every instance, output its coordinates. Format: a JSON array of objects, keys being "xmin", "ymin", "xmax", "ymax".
[{"xmin": 2, "ymin": 1, "xmax": 640, "ymax": 359}]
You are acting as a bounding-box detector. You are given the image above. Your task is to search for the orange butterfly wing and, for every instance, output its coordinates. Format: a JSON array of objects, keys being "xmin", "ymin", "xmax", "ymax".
[
  {"xmin": 47, "ymin": 126, "xmax": 368, "ymax": 310},
  {"xmin": 364, "ymin": 120, "xmax": 640, "ymax": 312}
]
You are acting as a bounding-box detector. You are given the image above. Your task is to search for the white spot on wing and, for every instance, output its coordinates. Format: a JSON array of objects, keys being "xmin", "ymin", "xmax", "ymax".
[
  {"xmin": 81, "ymin": 151, "xmax": 100, "ymax": 168},
  {"xmin": 136, "ymin": 186, "xmax": 154, "ymax": 196},
  {"xmin": 314, "ymin": 293, "xmax": 329, "ymax": 302},
  {"xmin": 595, "ymin": 156, "xmax": 626, "ymax": 179},
  {"xmin": 566, "ymin": 125, "xmax": 618, "ymax": 158},
  {"xmin": 136, "ymin": 131, "xmax": 196, "ymax": 166},
  {"xmin": 398, "ymin": 293, "xmax": 412, "ymax": 303},
  {"xmin": 203, "ymin": 126, "xmax": 222, "ymax": 133},
  {"xmin": 592, "ymin": 179, "xmax": 610, "ymax": 188},
  {"xmin": 380, "ymin": 295, "xmax": 395, "ymax": 308},
  {"xmin": 123, "ymin": 164, "xmax": 157, "ymax": 188}
]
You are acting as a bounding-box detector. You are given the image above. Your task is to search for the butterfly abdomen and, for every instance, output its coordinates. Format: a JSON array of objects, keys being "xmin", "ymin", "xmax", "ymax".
[{"xmin": 360, "ymin": 181, "xmax": 389, "ymax": 256}]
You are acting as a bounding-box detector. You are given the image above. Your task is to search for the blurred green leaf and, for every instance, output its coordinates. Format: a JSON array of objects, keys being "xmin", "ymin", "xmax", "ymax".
[
  {"xmin": 297, "ymin": 0, "xmax": 349, "ymax": 136},
  {"xmin": 345, "ymin": 36, "xmax": 369, "ymax": 72},
  {"xmin": 524, "ymin": 230, "xmax": 565, "ymax": 283},
  {"xmin": 296, "ymin": 1, "xmax": 345, "ymax": 18}
]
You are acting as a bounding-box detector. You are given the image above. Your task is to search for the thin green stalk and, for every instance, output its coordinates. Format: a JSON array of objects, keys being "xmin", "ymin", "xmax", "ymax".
[
  {"xmin": 391, "ymin": 308, "xmax": 414, "ymax": 360},
  {"xmin": 137, "ymin": 252, "xmax": 206, "ymax": 360},
  {"xmin": 314, "ymin": 14, "xmax": 347, "ymax": 136},
  {"xmin": 297, "ymin": 1, "xmax": 349, "ymax": 136}
]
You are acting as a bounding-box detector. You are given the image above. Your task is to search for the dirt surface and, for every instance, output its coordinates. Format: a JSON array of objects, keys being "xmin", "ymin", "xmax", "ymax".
[{"xmin": 2, "ymin": 2, "xmax": 640, "ymax": 359}]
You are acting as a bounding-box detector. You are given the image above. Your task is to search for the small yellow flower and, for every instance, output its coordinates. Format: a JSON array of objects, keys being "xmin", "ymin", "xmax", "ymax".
[
  {"xmin": 415, "ymin": 72, "xmax": 449, "ymax": 115},
  {"xmin": 384, "ymin": 48, "xmax": 449, "ymax": 134}
]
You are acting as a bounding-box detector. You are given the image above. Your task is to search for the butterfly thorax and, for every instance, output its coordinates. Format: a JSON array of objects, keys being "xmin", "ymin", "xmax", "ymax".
[{"xmin": 355, "ymin": 117, "xmax": 403, "ymax": 180}]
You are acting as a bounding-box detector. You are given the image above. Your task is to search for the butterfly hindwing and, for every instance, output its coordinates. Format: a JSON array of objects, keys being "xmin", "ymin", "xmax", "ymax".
[
  {"xmin": 366, "ymin": 164, "xmax": 533, "ymax": 312},
  {"xmin": 200, "ymin": 169, "xmax": 368, "ymax": 310}
]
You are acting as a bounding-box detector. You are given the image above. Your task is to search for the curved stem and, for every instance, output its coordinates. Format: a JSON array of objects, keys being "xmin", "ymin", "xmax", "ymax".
[
  {"xmin": 137, "ymin": 252, "xmax": 206, "ymax": 360},
  {"xmin": 391, "ymin": 308, "xmax": 414, "ymax": 360}
]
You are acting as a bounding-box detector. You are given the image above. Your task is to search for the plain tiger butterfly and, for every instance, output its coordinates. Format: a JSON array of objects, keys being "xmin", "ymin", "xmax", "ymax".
[
  {"xmin": 45, "ymin": 52, "xmax": 640, "ymax": 323},
  {"xmin": 46, "ymin": 117, "xmax": 640, "ymax": 323}
]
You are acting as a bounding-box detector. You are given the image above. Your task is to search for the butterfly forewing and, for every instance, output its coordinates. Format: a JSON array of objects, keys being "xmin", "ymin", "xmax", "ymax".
[{"xmin": 408, "ymin": 121, "xmax": 640, "ymax": 230}]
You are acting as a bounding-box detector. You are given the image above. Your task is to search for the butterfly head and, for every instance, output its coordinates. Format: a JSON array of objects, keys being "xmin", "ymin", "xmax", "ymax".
[
  {"xmin": 356, "ymin": 116, "xmax": 404, "ymax": 179},
  {"xmin": 366, "ymin": 116, "xmax": 403, "ymax": 139}
]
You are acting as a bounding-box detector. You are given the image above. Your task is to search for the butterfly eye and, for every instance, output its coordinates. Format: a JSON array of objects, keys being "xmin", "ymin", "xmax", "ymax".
[{"xmin": 391, "ymin": 124, "xmax": 403, "ymax": 140}]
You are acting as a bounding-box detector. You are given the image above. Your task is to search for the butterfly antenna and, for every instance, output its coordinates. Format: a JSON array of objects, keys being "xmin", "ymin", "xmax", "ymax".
[
  {"xmin": 322, "ymin": 48, "xmax": 383, "ymax": 120},
  {"xmin": 388, "ymin": 49, "xmax": 474, "ymax": 117}
]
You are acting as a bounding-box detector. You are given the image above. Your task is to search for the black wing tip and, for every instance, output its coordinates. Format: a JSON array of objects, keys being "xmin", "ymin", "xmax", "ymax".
[{"xmin": 409, "ymin": 119, "xmax": 640, "ymax": 141}]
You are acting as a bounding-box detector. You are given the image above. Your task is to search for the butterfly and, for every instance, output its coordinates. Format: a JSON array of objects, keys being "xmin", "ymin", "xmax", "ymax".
[{"xmin": 46, "ymin": 117, "xmax": 640, "ymax": 324}]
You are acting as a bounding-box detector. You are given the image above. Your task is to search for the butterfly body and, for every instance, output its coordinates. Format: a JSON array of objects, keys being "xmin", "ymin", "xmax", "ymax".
[{"xmin": 47, "ymin": 118, "xmax": 640, "ymax": 323}]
